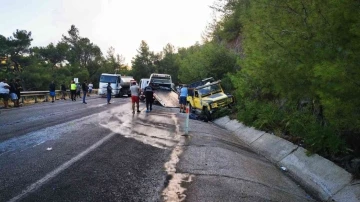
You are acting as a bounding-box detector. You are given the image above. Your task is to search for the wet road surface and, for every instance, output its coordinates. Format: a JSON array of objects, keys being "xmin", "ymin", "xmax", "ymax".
[
  {"xmin": 0, "ymin": 97, "xmax": 179, "ymax": 202},
  {"xmin": 0, "ymin": 96, "xmax": 316, "ymax": 201}
]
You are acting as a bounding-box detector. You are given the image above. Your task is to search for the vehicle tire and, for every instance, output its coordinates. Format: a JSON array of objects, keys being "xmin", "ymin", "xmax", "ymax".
[
  {"xmin": 201, "ymin": 107, "xmax": 212, "ymax": 122},
  {"xmin": 128, "ymin": 94, "xmax": 131, "ymax": 97}
]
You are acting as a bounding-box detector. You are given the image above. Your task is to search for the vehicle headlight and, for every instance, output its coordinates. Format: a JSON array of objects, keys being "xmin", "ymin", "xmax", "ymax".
[{"xmin": 211, "ymin": 103, "xmax": 218, "ymax": 108}]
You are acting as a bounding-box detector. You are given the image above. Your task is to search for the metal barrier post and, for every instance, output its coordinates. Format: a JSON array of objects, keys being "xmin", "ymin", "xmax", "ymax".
[{"xmin": 185, "ymin": 104, "xmax": 190, "ymax": 135}]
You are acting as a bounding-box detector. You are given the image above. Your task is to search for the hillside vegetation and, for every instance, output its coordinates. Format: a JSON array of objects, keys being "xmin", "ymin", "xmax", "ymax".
[{"xmin": 1, "ymin": 0, "xmax": 359, "ymax": 175}]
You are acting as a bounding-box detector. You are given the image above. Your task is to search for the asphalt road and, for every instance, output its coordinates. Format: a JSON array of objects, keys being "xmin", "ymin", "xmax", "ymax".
[
  {"xmin": 0, "ymin": 96, "xmax": 178, "ymax": 202},
  {"xmin": 0, "ymin": 95, "xmax": 316, "ymax": 202}
]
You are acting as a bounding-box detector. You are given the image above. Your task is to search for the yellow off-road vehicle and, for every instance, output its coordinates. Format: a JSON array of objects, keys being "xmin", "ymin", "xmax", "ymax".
[{"xmin": 187, "ymin": 78, "xmax": 234, "ymax": 120}]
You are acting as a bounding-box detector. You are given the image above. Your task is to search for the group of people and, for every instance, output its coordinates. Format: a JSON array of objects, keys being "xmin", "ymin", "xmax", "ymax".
[
  {"xmin": 104, "ymin": 81, "xmax": 154, "ymax": 114},
  {"xmin": 0, "ymin": 78, "xmax": 23, "ymax": 108},
  {"xmin": 50, "ymin": 80, "xmax": 93, "ymax": 104},
  {"xmin": 126, "ymin": 81, "xmax": 188, "ymax": 115},
  {"xmin": 130, "ymin": 81, "xmax": 154, "ymax": 114},
  {"xmin": 1, "ymin": 78, "xmax": 188, "ymax": 114}
]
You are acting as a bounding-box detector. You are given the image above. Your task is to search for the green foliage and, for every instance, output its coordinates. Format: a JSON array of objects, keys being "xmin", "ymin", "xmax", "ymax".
[
  {"xmin": 157, "ymin": 44, "xmax": 180, "ymax": 84},
  {"xmin": 213, "ymin": 0, "xmax": 360, "ymax": 157},
  {"xmin": 220, "ymin": 73, "xmax": 234, "ymax": 93},
  {"xmin": 131, "ymin": 40, "xmax": 156, "ymax": 81},
  {"xmin": 0, "ymin": 25, "xmax": 130, "ymax": 90},
  {"xmin": 19, "ymin": 63, "xmax": 52, "ymax": 90},
  {"xmin": 178, "ymin": 42, "xmax": 237, "ymax": 83}
]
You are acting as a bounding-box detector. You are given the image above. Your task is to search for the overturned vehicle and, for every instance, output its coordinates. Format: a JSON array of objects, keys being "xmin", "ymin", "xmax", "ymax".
[{"xmin": 187, "ymin": 78, "xmax": 235, "ymax": 121}]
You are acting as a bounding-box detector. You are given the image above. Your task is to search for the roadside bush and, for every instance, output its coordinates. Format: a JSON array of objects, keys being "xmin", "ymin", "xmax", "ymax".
[
  {"xmin": 235, "ymin": 96, "xmax": 347, "ymax": 156},
  {"xmin": 221, "ymin": 73, "xmax": 234, "ymax": 93},
  {"xmin": 285, "ymin": 108, "xmax": 346, "ymax": 156}
]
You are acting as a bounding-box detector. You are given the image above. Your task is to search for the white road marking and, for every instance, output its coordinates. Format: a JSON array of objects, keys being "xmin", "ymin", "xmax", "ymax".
[{"xmin": 8, "ymin": 132, "xmax": 117, "ymax": 202}]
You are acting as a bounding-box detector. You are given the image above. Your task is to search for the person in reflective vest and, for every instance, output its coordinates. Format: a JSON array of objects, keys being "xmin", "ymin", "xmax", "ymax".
[{"xmin": 70, "ymin": 80, "xmax": 77, "ymax": 101}]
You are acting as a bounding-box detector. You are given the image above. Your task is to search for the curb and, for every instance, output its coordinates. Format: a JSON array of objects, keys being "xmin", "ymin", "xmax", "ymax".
[{"xmin": 213, "ymin": 116, "xmax": 360, "ymax": 202}]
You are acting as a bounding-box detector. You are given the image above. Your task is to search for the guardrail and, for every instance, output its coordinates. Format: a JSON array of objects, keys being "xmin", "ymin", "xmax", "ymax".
[
  {"xmin": 19, "ymin": 89, "xmax": 98, "ymax": 104},
  {"xmin": 20, "ymin": 91, "xmax": 52, "ymax": 103}
]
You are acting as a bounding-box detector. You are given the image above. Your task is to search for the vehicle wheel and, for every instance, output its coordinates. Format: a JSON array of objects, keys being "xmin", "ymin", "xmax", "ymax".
[
  {"xmin": 128, "ymin": 94, "xmax": 131, "ymax": 97},
  {"xmin": 201, "ymin": 107, "xmax": 212, "ymax": 122}
]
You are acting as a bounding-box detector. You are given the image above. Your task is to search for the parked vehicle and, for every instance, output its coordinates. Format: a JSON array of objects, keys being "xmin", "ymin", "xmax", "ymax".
[
  {"xmin": 149, "ymin": 73, "xmax": 173, "ymax": 90},
  {"xmin": 149, "ymin": 73, "xmax": 178, "ymax": 107},
  {"xmin": 140, "ymin": 78, "xmax": 150, "ymax": 90},
  {"xmin": 139, "ymin": 78, "xmax": 150, "ymax": 101},
  {"xmin": 121, "ymin": 76, "xmax": 134, "ymax": 97},
  {"xmin": 187, "ymin": 78, "xmax": 234, "ymax": 120},
  {"xmin": 98, "ymin": 73, "xmax": 134, "ymax": 97}
]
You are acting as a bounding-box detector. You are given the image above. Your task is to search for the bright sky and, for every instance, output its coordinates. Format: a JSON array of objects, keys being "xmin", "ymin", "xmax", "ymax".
[{"xmin": 0, "ymin": 0, "xmax": 216, "ymax": 65}]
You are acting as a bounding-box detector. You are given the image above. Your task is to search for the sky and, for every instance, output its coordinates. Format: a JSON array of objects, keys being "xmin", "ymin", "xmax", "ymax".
[{"xmin": 0, "ymin": 0, "xmax": 216, "ymax": 65}]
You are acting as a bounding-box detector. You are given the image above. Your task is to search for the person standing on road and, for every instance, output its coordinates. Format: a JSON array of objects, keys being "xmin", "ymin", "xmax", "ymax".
[
  {"xmin": 179, "ymin": 84, "xmax": 188, "ymax": 113},
  {"xmin": 70, "ymin": 80, "xmax": 77, "ymax": 101},
  {"xmin": 82, "ymin": 80, "xmax": 88, "ymax": 104},
  {"xmin": 61, "ymin": 83, "xmax": 67, "ymax": 100},
  {"xmin": 49, "ymin": 80, "xmax": 56, "ymax": 103},
  {"xmin": 144, "ymin": 84, "xmax": 154, "ymax": 113},
  {"xmin": 130, "ymin": 82, "xmax": 140, "ymax": 114},
  {"xmin": 76, "ymin": 83, "xmax": 81, "ymax": 99},
  {"xmin": 9, "ymin": 79, "xmax": 18, "ymax": 107},
  {"xmin": 88, "ymin": 82, "xmax": 93, "ymax": 96},
  {"xmin": 106, "ymin": 82, "xmax": 112, "ymax": 104},
  {"xmin": 0, "ymin": 79, "xmax": 10, "ymax": 108},
  {"xmin": 15, "ymin": 79, "xmax": 22, "ymax": 106}
]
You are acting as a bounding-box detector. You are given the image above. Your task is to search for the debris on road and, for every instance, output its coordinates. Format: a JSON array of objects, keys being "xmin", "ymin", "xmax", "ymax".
[
  {"xmin": 280, "ymin": 166, "xmax": 287, "ymax": 171},
  {"xmin": 46, "ymin": 147, "xmax": 53, "ymax": 151}
]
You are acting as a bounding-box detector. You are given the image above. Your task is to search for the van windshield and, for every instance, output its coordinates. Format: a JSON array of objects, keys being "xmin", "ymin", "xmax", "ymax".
[{"xmin": 100, "ymin": 75, "xmax": 117, "ymax": 83}]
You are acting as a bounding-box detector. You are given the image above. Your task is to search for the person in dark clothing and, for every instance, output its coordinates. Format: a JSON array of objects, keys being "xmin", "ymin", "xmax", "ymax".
[
  {"xmin": 107, "ymin": 82, "xmax": 112, "ymax": 104},
  {"xmin": 15, "ymin": 79, "xmax": 22, "ymax": 106},
  {"xmin": 61, "ymin": 83, "xmax": 67, "ymax": 100},
  {"xmin": 82, "ymin": 80, "xmax": 88, "ymax": 104},
  {"xmin": 49, "ymin": 81, "xmax": 56, "ymax": 103},
  {"xmin": 76, "ymin": 83, "xmax": 81, "ymax": 98},
  {"xmin": 9, "ymin": 79, "xmax": 19, "ymax": 107},
  {"xmin": 144, "ymin": 84, "xmax": 154, "ymax": 112}
]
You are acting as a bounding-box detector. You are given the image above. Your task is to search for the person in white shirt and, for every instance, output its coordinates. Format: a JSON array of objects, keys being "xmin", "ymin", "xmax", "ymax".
[
  {"xmin": 0, "ymin": 79, "xmax": 10, "ymax": 108},
  {"xmin": 88, "ymin": 82, "xmax": 93, "ymax": 96},
  {"xmin": 130, "ymin": 82, "xmax": 140, "ymax": 114}
]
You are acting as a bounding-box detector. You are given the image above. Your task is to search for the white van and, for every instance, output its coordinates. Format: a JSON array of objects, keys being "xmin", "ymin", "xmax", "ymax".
[
  {"xmin": 98, "ymin": 73, "xmax": 121, "ymax": 97},
  {"xmin": 139, "ymin": 78, "xmax": 150, "ymax": 101},
  {"xmin": 140, "ymin": 78, "xmax": 150, "ymax": 91}
]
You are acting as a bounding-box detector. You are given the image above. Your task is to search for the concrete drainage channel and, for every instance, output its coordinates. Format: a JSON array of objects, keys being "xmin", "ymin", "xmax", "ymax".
[{"xmin": 213, "ymin": 116, "xmax": 360, "ymax": 202}]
